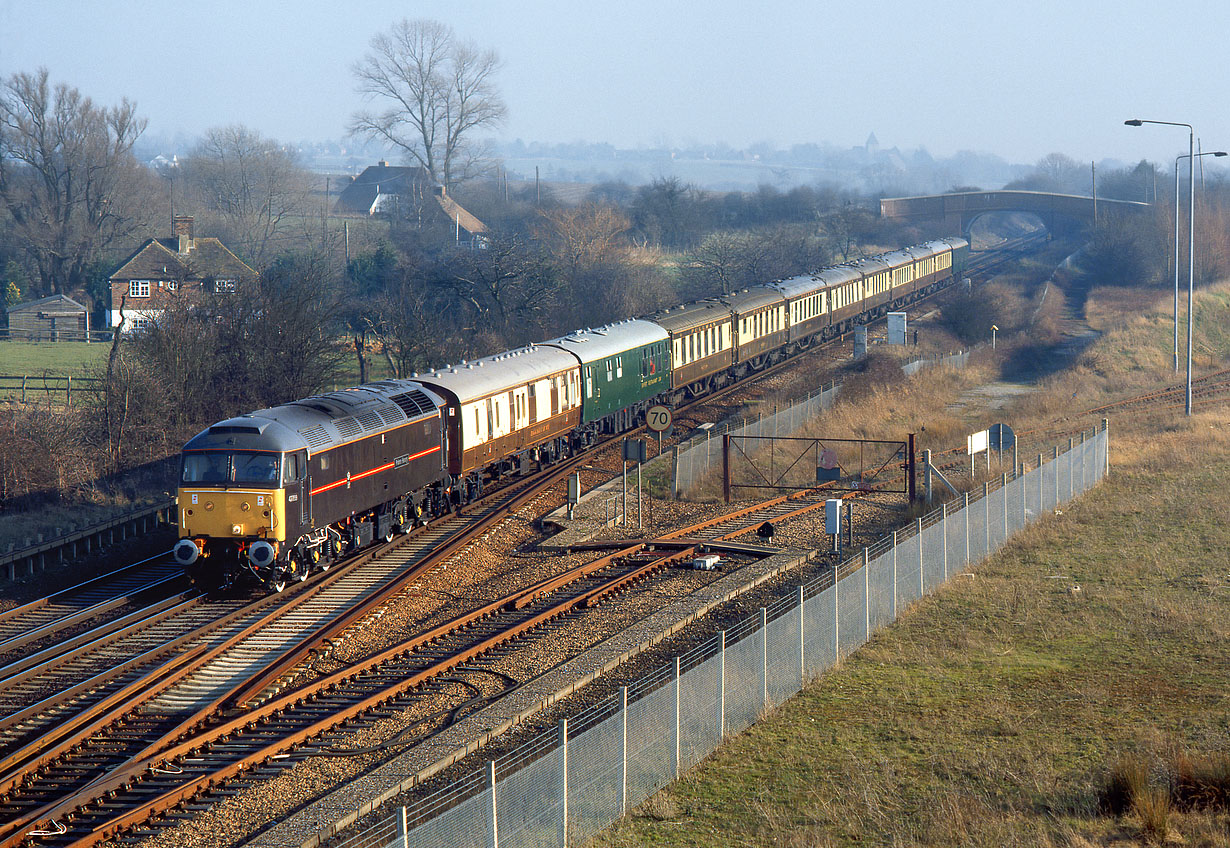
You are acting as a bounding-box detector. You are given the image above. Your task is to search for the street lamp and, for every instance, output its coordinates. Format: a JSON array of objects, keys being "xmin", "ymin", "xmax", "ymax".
[
  {"xmin": 1125, "ymin": 118, "xmax": 1195, "ymax": 415},
  {"xmin": 1172, "ymin": 150, "xmax": 1227, "ymax": 373}
]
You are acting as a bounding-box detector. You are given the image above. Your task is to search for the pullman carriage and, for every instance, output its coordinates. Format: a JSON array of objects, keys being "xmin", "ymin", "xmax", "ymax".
[
  {"xmin": 846, "ymin": 256, "xmax": 895, "ymax": 316},
  {"xmin": 906, "ymin": 240, "xmax": 957, "ymax": 294},
  {"xmin": 817, "ymin": 265, "xmax": 866, "ymax": 331},
  {"xmin": 647, "ymin": 300, "xmax": 735, "ymax": 398},
  {"xmin": 412, "ymin": 345, "xmax": 583, "ymax": 498},
  {"xmin": 767, "ymin": 273, "xmax": 827, "ymax": 347},
  {"xmin": 722, "ymin": 288, "xmax": 789, "ymax": 372}
]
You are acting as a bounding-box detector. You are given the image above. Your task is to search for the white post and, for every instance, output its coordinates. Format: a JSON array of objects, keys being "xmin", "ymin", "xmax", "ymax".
[
  {"xmin": 798, "ymin": 585, "xmax": 806, "ymax": 687},
  {"xmin": 916, "ymin": 517, "xmax": 924, "ymax": 597},
  {"xmin": 1002, "ymin": 473, "xmax": 1009, "ymax": 541},
  {"xmin": 891, "ymin": 530, "xmax": 898, "ymax": 618},
  {"xmin": 673, "ymin": 656, "xmax": 682, "ymax": 779},
  {"xmin": 488, "ymin": 761, "xmax": 499, "ymax": 848},
  {"xmin": 717, "ymin": 631, "xmax": 727, "ymax": 739},
  {"xmin": 401, "ymin": 806, "xmax": 409, "ymax": 848},
  {"xmin": 834, "ymin": 571, "xmax": 841, "ymax": 659},
  {"xmin": 941, "ymin": 502, "xmax": 948, "ymax": 582},
  {"xmin": 984, "ymin": 482, "xmax": 991, "ymax": 555},
  {"xmin": 559, "ymin": 719, "xmax": 569, "ymax": 848},
  {"xmin": 618, "ymin": 686, "xmax": 628, "ymax": 816},
  {"xmin": 963, "ymin": 493, "xmax": 970, "ymax": 568},
  {"xmin": 863, "ymin": 549, "xmax": 870, "ymax": 637},
  {"xmin": 760, "ymin": 607, "xmax": 769, "ymax": 709}
]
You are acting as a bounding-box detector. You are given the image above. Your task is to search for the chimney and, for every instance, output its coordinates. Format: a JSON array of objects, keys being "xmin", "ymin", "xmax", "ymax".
[
  {"xmin": 377, "ymin": 159, "xmax": 388, "ymax": 168},
  {"xmin": 173, "ymin": 215, "xmax": 195, "ymax": 254}
]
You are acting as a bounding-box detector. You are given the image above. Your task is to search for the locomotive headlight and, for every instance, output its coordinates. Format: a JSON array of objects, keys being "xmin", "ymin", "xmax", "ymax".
[
  {"xmin": 232, "ymin": 524, "xmax": 243, "ymax": 535},
  {"xmin": 240, "ymin": 501, "xmax": 251, "ymax": 512},
  {"xmin": 204, "ymin": 501, "xmax": 215, "ymax": 511}
]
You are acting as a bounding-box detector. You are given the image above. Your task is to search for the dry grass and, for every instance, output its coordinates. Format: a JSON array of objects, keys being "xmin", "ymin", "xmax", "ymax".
[{"xmin": 593, "ymin": 274, "xmax": 1230, "ymax": 847}]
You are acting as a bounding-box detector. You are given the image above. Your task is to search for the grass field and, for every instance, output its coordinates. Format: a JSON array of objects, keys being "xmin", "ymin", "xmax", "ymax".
[
  {"xmin": 0, "ymin": 339, "xmax": 111, "ymax": 376},
  {"xmin": 592, "ymin": 281, "xmax": 1230, "ymax": 846}
]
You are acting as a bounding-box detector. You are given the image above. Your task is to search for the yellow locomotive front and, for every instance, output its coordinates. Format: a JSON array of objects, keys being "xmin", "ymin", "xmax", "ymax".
[{"xmin": 175, "ymin": 449, "xmax": 288, "ymax": 585}]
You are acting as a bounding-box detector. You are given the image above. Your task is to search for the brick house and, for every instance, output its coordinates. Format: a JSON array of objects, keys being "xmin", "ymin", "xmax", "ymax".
[{"xmin": 108, "ymin": 216, "xmax": 257, "ymax": 331}]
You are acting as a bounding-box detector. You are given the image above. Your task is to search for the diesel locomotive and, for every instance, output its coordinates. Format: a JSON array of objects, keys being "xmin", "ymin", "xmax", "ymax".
[{"xmin": 174, "ymin": 237, "xmax": 968, "ymax": 590}]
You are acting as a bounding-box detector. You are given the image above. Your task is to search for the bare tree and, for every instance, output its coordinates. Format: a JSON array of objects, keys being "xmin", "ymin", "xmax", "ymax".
[
  {"xmin": 181, "ymin": 125, "xmax": 313, "ymax": 267},
  {"xmin": 0, "ymin": 68, "xmax": 157, "ymax": 296},
  {"xmin": 350, "ymin": 19, "xmax": 506, "ymax": 188}
]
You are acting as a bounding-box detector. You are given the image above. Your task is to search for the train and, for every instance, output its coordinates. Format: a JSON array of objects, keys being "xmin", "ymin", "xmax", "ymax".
[{"xmin": 173, "ymin": 237, "xmax": 969, "ymax": 590}]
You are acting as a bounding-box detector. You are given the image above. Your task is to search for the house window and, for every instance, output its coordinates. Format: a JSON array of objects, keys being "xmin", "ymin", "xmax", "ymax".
[
  {"xmin": 214, "ymin": 278, "xmax": 238, "ymax": 294},
  {"xmin": 130, "ymin": 316, "xmax": 153, "ymax": 332},
  {"xmin": 129, "ymin": 280, "xmax": 150, "ymax": 298}
]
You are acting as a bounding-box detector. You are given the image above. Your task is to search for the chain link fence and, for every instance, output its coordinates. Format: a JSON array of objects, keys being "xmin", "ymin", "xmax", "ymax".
[{"xmin": 332, "ymin": 424, "xmax": 1108, "ymax": 848}]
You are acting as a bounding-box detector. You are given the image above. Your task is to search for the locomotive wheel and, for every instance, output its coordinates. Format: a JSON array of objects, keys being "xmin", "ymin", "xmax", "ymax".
[
  {"xmin": 271, "ymin": 572, "xmax": 287, "ymax": 593},
  {"xmin": 293, "ymin": 553, "xmax": 309, "ymax": 583}
]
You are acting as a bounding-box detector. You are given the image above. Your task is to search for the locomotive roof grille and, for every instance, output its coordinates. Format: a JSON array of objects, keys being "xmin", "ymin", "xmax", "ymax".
[
  {"xmin": 335, "ymin": 418, "xmax": 363, "ymax": 440},
  {"xmin": 298, "ymin": 424, "xmax": 332, "ymax": 449},
  {"xmin": 357, "ymin": 410, "xmax": 384, "ymax": 431},
  {"xmin": 390, "ymin": 390, "xmax": 436, "ymax": 417},
  {"xmin": 377, "ymin": 404, "xmax": 405, "ymax": 425}
]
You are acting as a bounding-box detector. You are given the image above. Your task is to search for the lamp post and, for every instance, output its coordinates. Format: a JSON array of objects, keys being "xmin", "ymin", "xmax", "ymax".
[
  {"xmin": 1125, "ymin": 118, "xmax": 1195, "ymax": 415},
  {"xmin": 1172, "ymin": 150, "xmax": 1227, "ymax": 373}
]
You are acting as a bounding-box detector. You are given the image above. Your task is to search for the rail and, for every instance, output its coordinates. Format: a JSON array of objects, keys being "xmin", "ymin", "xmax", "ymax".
[{"xmin": 0, "ymin": 498, "xmax": 176, "ymax": 583}]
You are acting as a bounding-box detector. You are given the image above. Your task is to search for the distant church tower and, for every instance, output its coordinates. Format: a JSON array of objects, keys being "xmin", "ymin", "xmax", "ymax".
[{"xmin": 865, "ymin": 132, "xmax": 880, "ymax": 154}]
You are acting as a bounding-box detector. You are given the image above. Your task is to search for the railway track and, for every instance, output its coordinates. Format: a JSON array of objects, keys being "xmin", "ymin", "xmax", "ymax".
[{"xmin": 0, "ymin": 236, "xmax": 1047, "ymax": 847}]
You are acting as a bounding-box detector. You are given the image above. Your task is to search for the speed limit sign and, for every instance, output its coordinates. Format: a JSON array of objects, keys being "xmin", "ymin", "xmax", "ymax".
[{"xmin": 646, "ymin": 404, "xmax": 672, "ymax": 432}]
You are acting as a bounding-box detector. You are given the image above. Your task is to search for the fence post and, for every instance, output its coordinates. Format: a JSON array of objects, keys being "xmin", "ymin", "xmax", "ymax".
[
  {"xmin": 891, "ymin": 531, "xmax": 897, "ymax": 618},
  {"xmin": 916, "ymin": 517, "xmax": 924, "ymax": 597},
  {"xmin": 1068, "ymin": 438, "xmax": 1075, "ymax": 500},
  {"xmin": 673, "ymin": 657, "xmax": 682, "ymax": 779},
  {"xmin": 619, "ymin": 686, "xmax": 628, "ymax": 816},
  {"xmin": 760, "ymin": 607, "xmax": 769, "ymax": 709},
  {"xmin": 963, "ymin": 492, "xmax": 970, "ymax": 569},
  {"xmin": 798, "ymin": 585, "xmax": 805, "ymax": 687},
  {"xmin": 1052, "ymin": 445, "xmax": 1059, "ymax": 505},
  {"xmin": 834, "ymin": 569, "xmax": 841, "ymax": 659},
  {"xmin": 983, "ymin": 482, "xmax": 991, "ymax": 555},
  {"xmin": 1037, "ymin": 453, "xmax": 1044, "ymax": 514},
  {"xmin": 1001, "ymin": 473, "xmax": 1008, "ymax": 541},
  {"xmin": 717, "ymin": 632, "xmax": 727, "ymax": 739},
  {"xmin": 400, "ymin": 806, "xmax": 409, "ymax": 848},
  {"xmin": 1103, "ymin": 418, "xmax": 1110, "ymax": 478},
  {"xmin": 1081, "ymin": 430, "xmax": 1088, "ymax": 493},
  {"xmin": 863, "ymin": 549, "xmax": 870, "ymax": 637},
  {"xmin": 488, "ymin": 761, "xmax": 499, "ymax": 848},
  {"xmin": 559, "ymin": 719, "xmax": 569, "ymax": 848},
  {"xmin": 941, "ymin": 501, "xmax": 948, "ymax": 582}
]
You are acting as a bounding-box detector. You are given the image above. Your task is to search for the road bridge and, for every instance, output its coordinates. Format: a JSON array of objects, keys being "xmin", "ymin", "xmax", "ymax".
[{"xmin": 880, "ymin": 190, "xmax": 1149, "ymax": 236}]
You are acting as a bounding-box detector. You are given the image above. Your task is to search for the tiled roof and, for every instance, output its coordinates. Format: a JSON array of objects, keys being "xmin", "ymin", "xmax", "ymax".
[{"xmin": 109, "ymin": 238, "xmax": 256, "ymax": 281}]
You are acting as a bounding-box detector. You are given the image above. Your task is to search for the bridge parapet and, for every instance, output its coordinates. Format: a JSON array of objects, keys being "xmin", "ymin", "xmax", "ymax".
[{"xmin": 881, "ymin": 190, "xmax": 1148, "ymax": 235}]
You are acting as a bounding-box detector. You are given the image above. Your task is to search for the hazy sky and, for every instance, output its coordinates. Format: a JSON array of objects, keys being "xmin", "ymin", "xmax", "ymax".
[{"xmin": 3, "ymin": 0, "xmax": 1228, "ymax": 166}]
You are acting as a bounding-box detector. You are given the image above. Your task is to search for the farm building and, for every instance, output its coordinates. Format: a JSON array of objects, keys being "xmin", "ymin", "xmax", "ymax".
[{"xmin": 6, "ymin": 295, "xmax": 90, "ymax": 341}]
